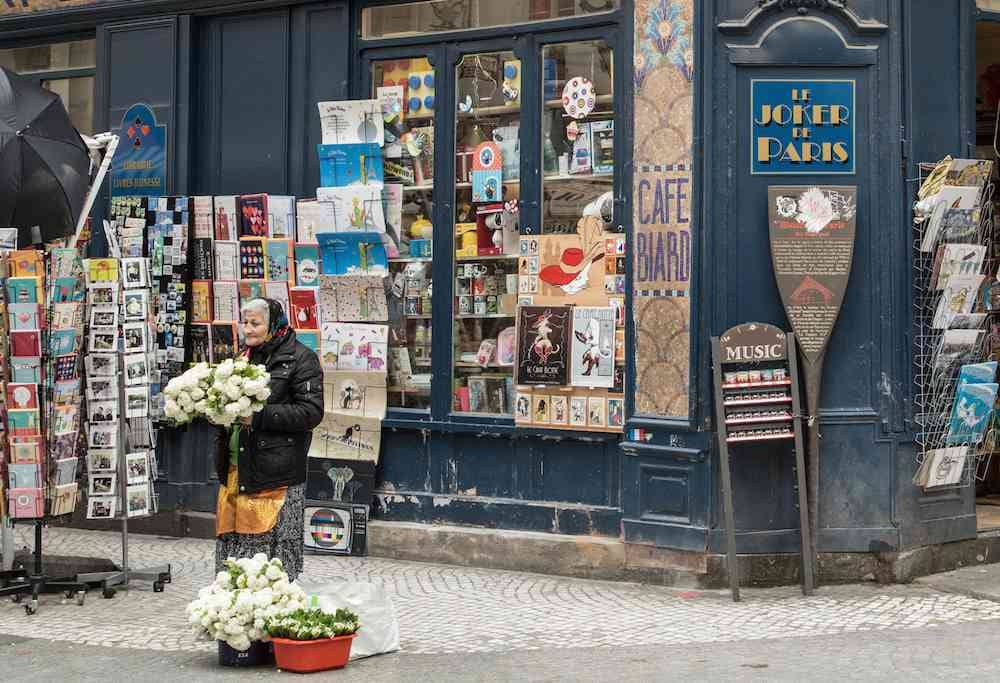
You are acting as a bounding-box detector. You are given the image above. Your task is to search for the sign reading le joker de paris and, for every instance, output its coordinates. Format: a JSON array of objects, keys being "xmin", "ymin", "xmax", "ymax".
[{"xmin": 751, "ymin": 80, "xmax": 855, "ymax": 175}]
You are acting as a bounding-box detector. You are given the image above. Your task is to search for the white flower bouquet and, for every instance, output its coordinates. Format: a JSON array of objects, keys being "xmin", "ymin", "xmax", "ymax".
[
  {"xmin": 186, "ymin": 553, "xmax": 308, "ymax": 652},
  {"xmin": 163, "ymin": 358, "xmax": 271, "ymax": 427},
  {"xmin": 162, "ymin": 362, "xmax": 214, "ymax": 425},
  {"xmin": 203, "ymin": 358, "xmax": 272, "ymax": 427}
]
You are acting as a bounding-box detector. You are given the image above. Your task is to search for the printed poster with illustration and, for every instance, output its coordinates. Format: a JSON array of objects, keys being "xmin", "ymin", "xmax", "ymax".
[
  {"xmin": 768, "ymin": 186, "xmax": 856, "ymax": 364},
  {"xmin": 323, "ymin": 370, "xmax": 387, "ymax": 420},
  {"xmin": 569, "ymin": 306, "xmax": 616, "ymax": 388},
  {"xmin": 309, "ymin": 412, "xmax": 382, "ymax": 463},
  {"xmin": 515, "ymin": 305, "xmax": 571, "ymax": 386}
]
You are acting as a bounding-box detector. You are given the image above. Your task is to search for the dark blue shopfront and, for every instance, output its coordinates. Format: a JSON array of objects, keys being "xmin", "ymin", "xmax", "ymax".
[{"xmin": 5, "ymin": 0, "xmax": 991, "ymax": 571}]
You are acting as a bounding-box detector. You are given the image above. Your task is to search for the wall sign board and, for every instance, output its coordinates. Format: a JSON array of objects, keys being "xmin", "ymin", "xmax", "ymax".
[
  {"xmin": 110, "ymin": 104, "xmax": 167, "ymax": 197},
  {"xmin": 751, "ymin": 80, "xmax": 855, "ymax": 175}
]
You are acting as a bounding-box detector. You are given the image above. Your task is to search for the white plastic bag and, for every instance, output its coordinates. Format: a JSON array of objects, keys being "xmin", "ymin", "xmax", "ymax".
[{"xmin": 296, "ymin": 577, "xmax": 400, "ymax": 659}]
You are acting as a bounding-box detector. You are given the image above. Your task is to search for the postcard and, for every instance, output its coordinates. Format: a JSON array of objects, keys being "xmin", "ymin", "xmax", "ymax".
[
  {"xmin": 86, "ymin": 496, "xmax": 117, "ymax": 520},
  {"xmin": 289, "ymin": 287, "xmax": 319, "ymax": 329},
  {"xmin": 126, "ymin": 483, "xmax": 151, "ymax": 518},
  {"xmin": 932, "ymin": 244, "xmax": 985, "ymax": 290},
  {"xmin": 191, "ymin": 280, "xmax": 213, "ymax": 323},
  {"xmin": 933, "ymin": 274, "xmax": 984, "ymax": 329},
  {"xmin": 946, "ymin": 382, "xmax": 998, "ymax": 445}
]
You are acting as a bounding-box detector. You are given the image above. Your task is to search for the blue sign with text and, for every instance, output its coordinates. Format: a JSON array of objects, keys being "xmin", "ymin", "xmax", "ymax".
[
  {"xmin": 751, "ymin": 80, "xmax": 855, "ymax": 175},
  {"xmin": 110, "ymin": 103, "xmax": 167, "ymax": 197}
]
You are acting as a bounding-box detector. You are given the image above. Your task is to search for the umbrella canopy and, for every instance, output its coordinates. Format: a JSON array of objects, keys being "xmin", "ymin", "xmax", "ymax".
[{"xmin": 0, "ymin": 66, "xmax": 90, "ymax": 245}]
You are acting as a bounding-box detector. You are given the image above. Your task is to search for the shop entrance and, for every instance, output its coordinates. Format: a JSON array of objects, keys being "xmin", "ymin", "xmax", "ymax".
[{"xmin": 974, "ymin": 15, "xmax": 1000, "ymax": 532}]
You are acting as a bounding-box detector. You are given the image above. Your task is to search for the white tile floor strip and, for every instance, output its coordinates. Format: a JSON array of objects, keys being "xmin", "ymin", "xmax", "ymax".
[{"xmin": 1, "ymin": 527, "xmax": 1000, "ymax": 654}]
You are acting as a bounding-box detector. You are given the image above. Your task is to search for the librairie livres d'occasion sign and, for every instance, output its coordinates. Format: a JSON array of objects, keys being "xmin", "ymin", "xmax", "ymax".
[
  {"xmin": 751, "ymin": 80, "xmax": 855, "ymax": 175},
  {"xmin": 767, "ymin": 186, "xmax": 856, "ymax": 364},
  {"xmin": 110, "ymin": 104, "xmax": 167, "ymax": 197}
]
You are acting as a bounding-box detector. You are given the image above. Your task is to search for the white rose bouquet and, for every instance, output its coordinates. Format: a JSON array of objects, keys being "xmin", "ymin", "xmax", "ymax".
[
  {"xmin": 162, "ymin": 359, "xmax": 271, "ymax": 427},
  {"xmin": 203, "ymin": 358, "xmax": 272, "ymax": 427},
  {"xmin": 186, "ymin": 553, "xmax": 308, "ymax": 652},
  {"xmin": 163, "ymin": 362, "xmax": 214, "ymax": 424}
]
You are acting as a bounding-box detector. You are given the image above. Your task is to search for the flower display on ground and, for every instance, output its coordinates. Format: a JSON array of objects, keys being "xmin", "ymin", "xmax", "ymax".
[
  {"xmin": 266, "ymin": 607, "xmax": 360, "ymax": 641},
  {"xmin": 186, "ymin": 553, "xmax": 307, "ymax": 651}
]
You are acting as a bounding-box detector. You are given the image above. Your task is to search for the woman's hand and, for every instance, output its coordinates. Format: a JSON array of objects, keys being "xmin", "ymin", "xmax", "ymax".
[{"xmin": 239, "ymin": 415, "xmax": 253, "ymax": 426}]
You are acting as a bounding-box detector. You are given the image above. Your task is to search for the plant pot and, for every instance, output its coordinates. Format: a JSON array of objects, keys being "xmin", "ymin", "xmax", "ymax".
[
  {"xmin": 271, "ymin": 634, "xmax": 357, "ymax": 673},
  {"xmin": 217, "ymin": 639, "xmax": 274, "ymax": 667}
]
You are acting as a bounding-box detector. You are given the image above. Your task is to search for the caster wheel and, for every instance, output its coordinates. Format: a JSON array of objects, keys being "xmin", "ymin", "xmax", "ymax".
[
  {"xmin": 102, "ymin": 588, "xmax": 116, "ymax": 599},
  {"xmin": 153, "ymin": 581, "xmax": 164, "ymax": 593},
  {"xmin": 24, "ymin": 600, "xmax": 37, "ymax": 615},
  {"xmin": 11, "ymin": 594, "xmax": 22, "ymax": 604},
  {"xmin": 164, "ymin": 575, "xmax": 172, "ymax": 585},
  {"xmin": 75, "ymin": 591, "xmax": 86, "ymax": 606}
]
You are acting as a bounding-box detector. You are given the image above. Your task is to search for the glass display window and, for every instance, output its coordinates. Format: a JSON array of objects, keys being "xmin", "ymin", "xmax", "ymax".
[
  {"xmin": 372, "ymin": 57, "xmax": 437, "ymax": 410},
  {"xmin": 452, "ymin": 50, "xmax": 522, "ymax": 416}
]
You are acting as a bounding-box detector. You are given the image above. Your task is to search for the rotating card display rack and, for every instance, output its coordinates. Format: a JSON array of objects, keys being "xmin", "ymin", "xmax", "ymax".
[
  {"xmin": 911, "ymin": 158, "xmax": 997, "ymax": 491},
  {"xmin": 711, "ymin": 323, "xmax": 813, "ymax": 602}
]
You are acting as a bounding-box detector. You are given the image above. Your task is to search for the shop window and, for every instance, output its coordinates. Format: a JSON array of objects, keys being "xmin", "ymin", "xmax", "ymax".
[
  {"xmin": 452, "ymin": 50, "xmax": 521, "ymax": 416},
  {"xmin": 0, "ymin": 39, "xmax": 96, "ymax": 136},
  {"xmin": 373, "ymin": 58, "xmax": 435, "ymax": 410},
  {"xmin": 541, "ymin": 40, "xmax": 614, "ymax": 234},
  {"xmin": 362, "ymin": 0, "xmax": 619, "ymax": 39}
]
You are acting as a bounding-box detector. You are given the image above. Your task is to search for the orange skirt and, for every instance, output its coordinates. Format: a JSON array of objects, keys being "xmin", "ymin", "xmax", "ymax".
[{"xmin": 215, "ymin": 465, "xmax": 289, "ymax": 536}]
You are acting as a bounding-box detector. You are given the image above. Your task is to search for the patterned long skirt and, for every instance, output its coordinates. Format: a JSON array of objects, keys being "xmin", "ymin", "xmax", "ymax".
[{"xmin": 215, "ymin": 483, "xmax": 306, "ymax": 581}]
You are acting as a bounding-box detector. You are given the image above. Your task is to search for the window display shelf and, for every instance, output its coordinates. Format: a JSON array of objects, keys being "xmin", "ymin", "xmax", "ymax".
[
  {"xmin": 721, "ymin": 379, "xmax": 792, "ymax": 390},
  {"xmin": 725, "ymin": 414, "xmax": 793, "ymax": 426},
  {"xmin": 723, "ymin": 396, "xmax": 792, "ymax": 407},
  {"xmin": 456, "ymin": 254, "xmax": 518, "ymax": 262},
  {"xmin": 402, "ymin": 184, "xmax": 435, "ymax": 193},
  {"xmin": 456, "ymin": 313, "xmax": 515, "ymax": 319},
  {"xmin": 543, "ymin": 172, "xmax": 613, "ymax": 183},
  {"xmin": 458, "ymin": 104, "xmax": 521, "ymax": 118},
  {"xmin": 390, "ymin": 256, "xmax": 434, "ymax": 263},
  {"xmin": 726, "ymin": 432, "xmax": 795, "ymax": 444}
]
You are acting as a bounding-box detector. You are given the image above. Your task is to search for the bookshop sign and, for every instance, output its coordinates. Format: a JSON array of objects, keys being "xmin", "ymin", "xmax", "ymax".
[
  {"xmin": 110, "ymin": 104, "xmax": 167, "ymax": 197},
  {"xmin": 751, "ymin": 79, "xmax": 855, "ymax": 175}
]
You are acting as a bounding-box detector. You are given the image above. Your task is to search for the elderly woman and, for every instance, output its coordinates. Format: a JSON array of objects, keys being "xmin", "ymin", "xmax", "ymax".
[{"xmin": 215, "ymin": 298, "xmax": 323, "ymax": 580}]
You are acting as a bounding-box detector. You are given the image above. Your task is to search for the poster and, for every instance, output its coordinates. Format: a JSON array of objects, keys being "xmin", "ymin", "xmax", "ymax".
[
  {"xmin": 569, "ymin": 306, "xmax": 615, "ymax": 388},
  {"xmin": 515, "ymin": 305, "xmax": 571, "ymax": 386},
  {"xmin": 309, "ymin": 413, "xmax": 382, "ymax": 462},
  {"xmin": 767, "ymin": 186, "xmax": 857, "ymax": 364},
  {"xmin": 323, "ymin": 370, "xmax": 388, "ymax": 420},
  {"xmin": 110, "ymin": 104, "xmax": 167, "ymax": 197}
]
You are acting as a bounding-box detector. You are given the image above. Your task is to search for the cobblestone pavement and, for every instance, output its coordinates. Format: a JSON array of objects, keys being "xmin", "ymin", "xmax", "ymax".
[{"xmin": 3, "ymin": 527, "xmax": 1000, "ymax": 657}]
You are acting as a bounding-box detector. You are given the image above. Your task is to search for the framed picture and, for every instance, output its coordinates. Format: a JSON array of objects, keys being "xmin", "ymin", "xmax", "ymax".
[{"xmin": 607, "ymin": 397, "xmax": 624, "ymax": 428}]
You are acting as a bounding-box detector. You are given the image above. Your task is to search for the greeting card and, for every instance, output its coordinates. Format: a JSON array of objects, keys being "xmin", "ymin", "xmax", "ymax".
[
  {"xmin": 192, "ymin": 280, "xmax": 213, "ymax": 323},
  {"xmin": 317, "ymin": 232, "xmax": 388, "ymax": 276},
  {"xmin": 318, "ymin": 143, "xmax": 384, "ymax": 187},
  {"xmin": 295, "ymin": 244, "xmax": 321, "ymax": 286},
  {"xmin": 214, "ymin": 195, "xmax": 238, "ymax": 240},
  {"xmin": 265, "ymin": 239, "xmax": 293, "ymax": 282},
  {"xmin": 213, "ymin": 281, "xmax": 240, "ymax": 322},
  {"xmin": 192, "ymin": 196, "xmax": 215, "ymax": 239},
  {"xmin": 289, "ymin": 287, "xmax": 319, "ymax": 330},
  {"xmin": 315, "ymin": 186, "xmax": 387, "ymax": 232},
  {"xmin": 214, "ymin": 241, "xmax": 239, "ymax": 280},
  {"xmin": 239, "ymin": 239, "xmax": 266, "ymax": 279},
  {"xmin": 946, "ymin": 382, "xmax": 998, "ymax": 445},
  {"xmin": 238, "ymin": 193, "xmax": 270, "ymax": 238}
]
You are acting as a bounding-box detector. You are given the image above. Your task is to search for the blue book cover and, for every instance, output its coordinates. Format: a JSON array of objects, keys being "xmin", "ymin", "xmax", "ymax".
[
  {"xmin": 946, "ymin": 382, "xmax": 999, "ymax": 445},
  {"xmin": 958, "ymin": 362, "xmax": 998, "ymax": 386},
  {"xmin": 318, "ymin": 143, "xmax": 384, "ymax": 187},
  {"xmin": 294, "ymin": 244, "xmax": 321, "ymax": 286},
  {"xmin": 317, "ymin": 232, "xmax": 388, "ymax": 276}
]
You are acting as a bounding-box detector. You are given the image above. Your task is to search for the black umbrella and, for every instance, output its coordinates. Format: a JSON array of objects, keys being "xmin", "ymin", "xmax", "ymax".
[{"xmin": 0, "ymin": 66, "xmax": 90, "ymax": 245}]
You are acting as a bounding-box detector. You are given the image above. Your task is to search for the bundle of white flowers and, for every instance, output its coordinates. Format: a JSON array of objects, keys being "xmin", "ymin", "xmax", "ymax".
[
  {"xmin": 203, "ymin": 358, "xmax": 271, "ymax": 427},
  {"xmin": 161, "ymin": 358, "xmax": 270, "ymax": 427},
  {"xmin": 186, "ymin": 553, "xmax": 308, "ymax": 652},
  {"xmin": 163, "ymin": 362, "xmax": 214, "ymax": 424}
]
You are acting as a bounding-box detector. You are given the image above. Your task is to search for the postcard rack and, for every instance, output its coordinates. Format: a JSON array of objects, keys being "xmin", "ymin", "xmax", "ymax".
[
  {"xmin": 711, "ymin": 323, "xmax": 813, "ymax": 602},
  {"xmin": 911, "ymin": 161, "xmax": 997, "ymax": 491}
]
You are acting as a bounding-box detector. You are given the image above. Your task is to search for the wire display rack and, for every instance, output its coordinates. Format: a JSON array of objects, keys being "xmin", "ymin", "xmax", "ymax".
[{"xmin": 912, "ymin": 162, "xmax": 997, "ymax": 490}]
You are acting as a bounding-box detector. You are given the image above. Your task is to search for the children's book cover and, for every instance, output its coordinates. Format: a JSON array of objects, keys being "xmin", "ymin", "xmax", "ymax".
[
  {"xmin": 192, "ymin": 196, "xmax": 215, "ymax": 239},
  {"xmin": 515, "ymin": 305, "xmax": 571, "ymax": 386},
  {"xmin": 191, "ymin": 280, "xmax": 213, "ymax": 323},
  {"xmin": 317, "ymin": 232, "xmax": 388, "ymax": 276},
  {"xmin": 239, "ymin": 239, "xmax": 266, "ymax": 279},
  {"xmin": 570, "ymin": 306, "xmax": 616, "ymax": 389},
  {"xmin": 267, "ymin": 195, "xmax": 296, "ymax": 240},
  {"xmin": 315, "ymin": 186, "xmax": 387, "ymax": 232},
  {"xmin": 238, "ymin": 193, "xmax": 270, "ymax": 238},
  {"xmin": 295, "ymin": 244, "xmax": 321, "ymax": 286},
  {"xmin": 213, "ymin": 281, "xmax": 240, "ymax": 322},
  {"xmin": 214, "ymin": 195, "xmax": 238, "ymax": 240},
  {"xmin": 289, "ymin": 287, "xmax": 320, "ymax": 330},
  {"xmin": 318, "ymin": 143, "xmax": 384, "ymax": 187},
  {"xmin": 265, "ymin": 239, "xmax": 292, "ymax": 282}
]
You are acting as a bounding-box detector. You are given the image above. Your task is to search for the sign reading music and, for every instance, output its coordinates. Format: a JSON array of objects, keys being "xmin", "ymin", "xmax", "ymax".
[{"xmin": 751, "ymin": 79, "xmax": 855, "ymax": 175}]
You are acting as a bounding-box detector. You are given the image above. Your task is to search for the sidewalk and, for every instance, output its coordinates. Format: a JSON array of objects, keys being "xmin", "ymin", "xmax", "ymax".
[
  {"xmin": 917, "ymin": 558, "xmax": 1000, "ymax": 603},
  {"xmin": 3, "ymin": 527, "xmax": 1000, "ymax": 658}
]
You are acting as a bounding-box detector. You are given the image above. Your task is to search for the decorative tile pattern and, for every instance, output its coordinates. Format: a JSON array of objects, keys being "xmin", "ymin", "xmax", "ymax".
[{"xmin": 3, "ymin": 528, "xmax": 1000, "ymax": 655}]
